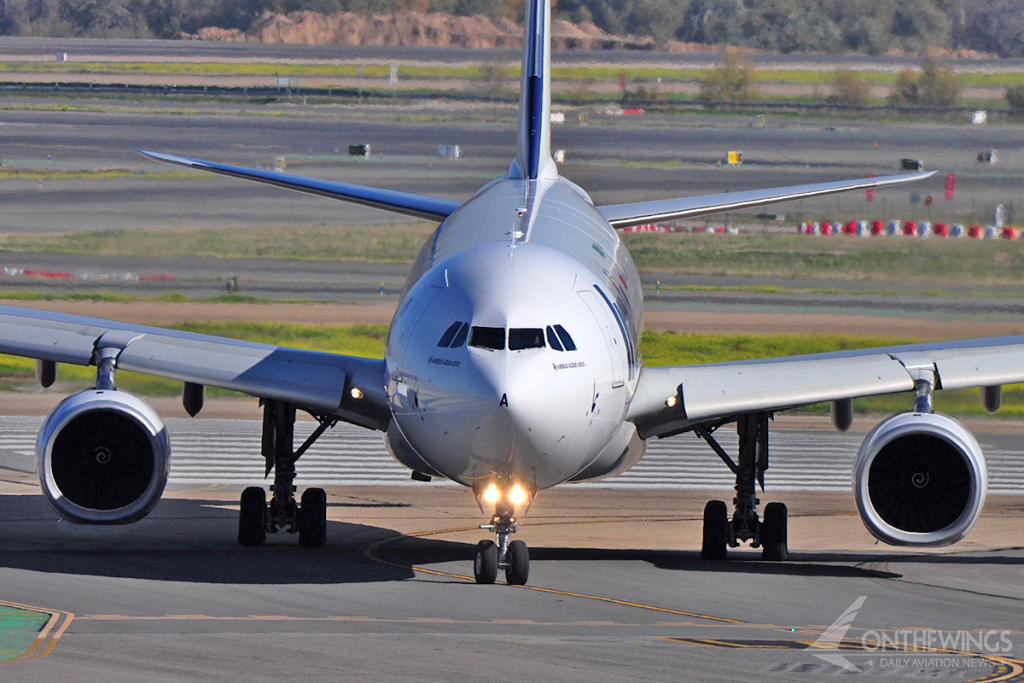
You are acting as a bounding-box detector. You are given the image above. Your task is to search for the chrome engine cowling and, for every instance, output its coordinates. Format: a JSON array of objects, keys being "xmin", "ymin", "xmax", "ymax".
[
  {"xmin": 853, "ymin": 412, "xmax": 987, "ymax": 547},
  {"xmin": 37, "ymin": 389, "xmax": 171, "ymax": 524}
]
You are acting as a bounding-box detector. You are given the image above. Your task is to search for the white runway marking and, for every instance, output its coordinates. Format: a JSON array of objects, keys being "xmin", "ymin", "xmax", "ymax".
[{"xmin": 1, "ymin": 415, "xmax": 1020, "ymax": 493}]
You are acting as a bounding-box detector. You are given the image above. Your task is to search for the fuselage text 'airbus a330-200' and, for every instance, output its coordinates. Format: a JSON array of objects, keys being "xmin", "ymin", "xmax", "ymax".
[{"xmin": 1, "ymin": 0, "xmax": 1009, "ymax": 586}]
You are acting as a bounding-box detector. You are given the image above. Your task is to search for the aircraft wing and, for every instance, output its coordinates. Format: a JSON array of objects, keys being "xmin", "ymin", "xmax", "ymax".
[
  {"xmin": 138, "ymin": 150, "xmax": 462, "ymax": 222},
  {"xmin": 626, "ymin": 336, "xmax": 1024, "ymax": 439},
  {"xmin": 0, "ymin": 305, "xmax": 389, "ymax": 431},
  {"xmin": 597, "ymin": 171, "xmax": 934, "ymax": 228}
]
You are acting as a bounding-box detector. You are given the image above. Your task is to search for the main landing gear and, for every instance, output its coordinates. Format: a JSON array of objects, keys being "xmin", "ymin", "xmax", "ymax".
[
  {"xmin": 474, "ymin": 484, "xmax": 531, "ymax": 585},
  {"xmin": 696, "ymin": 412, "xmax": 788, "ymax": 562},
  {"xmin": 238, "ymin": 399, "xmax": 336, "ymax": 549}
]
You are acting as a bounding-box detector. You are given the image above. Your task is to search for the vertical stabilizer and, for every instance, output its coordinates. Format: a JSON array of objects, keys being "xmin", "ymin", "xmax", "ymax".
[{"xmin": 512, "ymin": 0, "xmax": 557, "ymax": 181}]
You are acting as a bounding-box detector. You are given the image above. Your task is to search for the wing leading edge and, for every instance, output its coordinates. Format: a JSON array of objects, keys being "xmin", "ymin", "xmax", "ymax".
[
  {"xmin": 0, "ymin": 305, "xmax": 389, "ymax": 431},
  {"xmin": 627, "ymin": 336, "xmax": 1024, "ymax": 439},
  {"xmin": 598, "ymin": 171, "xmax": 935, "ymax": 228},
  {"xmin": 138, "ymin": 150, "xmax": 462, "ymax": 222}
]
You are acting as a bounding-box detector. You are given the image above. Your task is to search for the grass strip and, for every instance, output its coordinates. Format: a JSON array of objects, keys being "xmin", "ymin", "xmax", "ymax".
[
  {"xmin": 0, "ymin": 169, "xmax": 197, "ymax": 180},
  {"xmin": 0, "ymin": 326, "xmax": 1016, "ymax": 417},
  {"xmin": 4, "ymin": 61, "xmax": 1023, "ymax": 90},
  {"xmin": 622, "ymin": 233, "xmax": 1024, "ymax": 285},
  {"xmin": 7, "ymin": 227, "xmax": 1024, "ymax": 286},
  {"xmin": 0, "ymin": 223, "xmax": 436, "ymax": 263}
]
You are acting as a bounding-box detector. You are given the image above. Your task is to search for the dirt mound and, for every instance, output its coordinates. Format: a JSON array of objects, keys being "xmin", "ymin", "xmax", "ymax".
[{"xmin": 189, "ymin": 10, "xmax": 661, "ymax": 51}]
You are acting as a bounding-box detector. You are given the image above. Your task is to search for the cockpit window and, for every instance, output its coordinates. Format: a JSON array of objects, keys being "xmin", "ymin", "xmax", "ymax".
[
  {"xmin": 509, "ymin": 328, "xmax": 545, "ymax": 351},
  {"xmin": 546, "ymin": 326, "xmax": 563, "ymax": 351},
  {"xmin": 553, "ymin": 325, "xmax": 577, "ymax": 351},
  {"xmin": 437, "ymin": 322, "xmax": 462, "ymax": 348},
  {"xmin": 449, "ymin": 322, "xmax": 469, "ymax": 347},
  {"xmin": 469, "ymin": 326, "xmax": 505, "ymax": 350}
]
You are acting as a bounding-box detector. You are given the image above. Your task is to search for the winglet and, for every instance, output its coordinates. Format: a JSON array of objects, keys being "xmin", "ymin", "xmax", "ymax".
[{"xmin": 512, "ymin": 0, "xmax": 557, "ymax": 181}]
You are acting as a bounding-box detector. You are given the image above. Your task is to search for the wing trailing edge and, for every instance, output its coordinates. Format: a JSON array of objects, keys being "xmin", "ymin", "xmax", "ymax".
[
  {"xmin": 138, "ymin": 150, "xmax": 461, "ymax": 222},
  {"xmin": 598, "ymin": 171, "xmax": 935, "ymax": 228}
]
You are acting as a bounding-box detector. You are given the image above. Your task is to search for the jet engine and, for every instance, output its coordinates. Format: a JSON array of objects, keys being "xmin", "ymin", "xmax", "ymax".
[
  {"xmin": 853, "ymin": 412, "xmax": 986, "ymax": 547},
  {"xmin": 37, "ymin": 389, "xmax": 171, "ymax": 524}
]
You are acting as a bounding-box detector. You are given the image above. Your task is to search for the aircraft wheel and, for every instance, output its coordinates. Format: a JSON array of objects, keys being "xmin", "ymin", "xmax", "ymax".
[
  {"xmin": 761, "ymin": 502, "xmax": 788, "ymax": 561},
  {"xmin": 474, "ymin": 540, "xmax": 499, "ymax": 584},
  {"xmin": 299, "ymin": 487, "xmax": 328, "ymax": 549},
  {"xmin": 504, "ymin": 540, "xmax": 530, "ymax": 586},
  {"xmin": 238, "ymin": 486, "xmax": 267, "ymax": 547},
  {"xmin": 701, "ymin": 500, "xmax": 728, "ymax": 560}
]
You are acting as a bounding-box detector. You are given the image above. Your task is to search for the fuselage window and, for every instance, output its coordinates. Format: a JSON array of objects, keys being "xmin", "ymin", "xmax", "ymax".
[
  {"xmin": 449, "ymin": 322, "xmax": 469, "ymax": 347},
  {"xmin": 469, "ymin": 326, "xmax": 505, "ymax": 350},
  {"xmin": 437, "ymin": 321, "xmax": 462, "ymax": 347},
  {"xmin": 546, "ymin": 326, "xmax": 563, "ymax": 351},
  {"xmin": 553, "ymin": 324, "xmax": 577, "ymax": 351},
  {"xmin": 509, "ymin": 328, "xmax": 545, "ymax": 351}
]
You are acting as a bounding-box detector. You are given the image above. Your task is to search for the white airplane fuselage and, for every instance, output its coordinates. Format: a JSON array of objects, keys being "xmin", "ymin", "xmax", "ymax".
[{"xmin": 384, "ymin": 174, "xmax": 646, "ymax": 496}]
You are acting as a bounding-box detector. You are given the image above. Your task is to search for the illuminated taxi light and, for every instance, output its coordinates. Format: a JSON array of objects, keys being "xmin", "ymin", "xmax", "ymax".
[
  {"xmin": 509, "ymin": 484, "xmax": 527, "ymax": 505},
  {"xmin": 350, "ymin": 387, "xmax": 364, "ymax": 400},
  {"xmin": 664, "ymin": 396, "xmax": 678, "ymax": 408},
  {"xmin": 483, "ymin": 484, "xmax": 500, "ymax": 504}
]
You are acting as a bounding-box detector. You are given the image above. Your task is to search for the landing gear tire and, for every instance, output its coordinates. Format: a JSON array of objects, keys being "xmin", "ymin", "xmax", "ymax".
[
  {"xmin": 761, "ymin": 502, "xmax": 788, "ymax": 561},
  {"xmin": 238, "ymin": 486, "xmax": 267, "ymax": 547},
  {"xmin": 701, "ymin": 499, "xmax": 728, "ymax": 560},
  {"xmin": 474, "ymin": 540, "xmax": 499, "ymax": 584},
  {"xmin": 504, "ymin": 539, "xmax": 530, "ymax": 586},
  {"xmin": 298, "ymin": 487, "xmax": 328, "ymax": 549}
]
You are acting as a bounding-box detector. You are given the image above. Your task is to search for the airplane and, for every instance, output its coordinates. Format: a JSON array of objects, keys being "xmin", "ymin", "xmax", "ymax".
[{"xmin": 0, "ymin": 0, "xmax": 1006, "ymax": 587}]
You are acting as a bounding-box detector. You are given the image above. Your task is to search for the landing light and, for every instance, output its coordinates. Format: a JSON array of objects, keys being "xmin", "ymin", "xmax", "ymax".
[
  {"xmin": 484, "ymin": 484, "xmax": 500, "ymax": 504},
  {"xmin": 510, "ymin": 484, "xmax": 527, "ymax": 505},
  {"xmin": 350, "ymin": 387, "xmax": 364, "ymax": 400},
  {"xmin": 664, "ymin": 396, "xmax": 678, "ymax": 408}
]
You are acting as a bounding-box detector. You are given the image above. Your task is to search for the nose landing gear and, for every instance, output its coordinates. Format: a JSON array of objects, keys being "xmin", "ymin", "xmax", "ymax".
[{"xmin": 474, "ymin": 502, "xmax": 530, "ymax": 585}]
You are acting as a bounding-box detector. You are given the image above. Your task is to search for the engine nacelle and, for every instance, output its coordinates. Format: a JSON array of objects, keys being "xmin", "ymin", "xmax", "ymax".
[
  {"xmin": 37, "ymin": 389, "xmax": 171, "ymax": 525},
  {"xmin": 853, "ymin": 412, "xmax": 986, "ymax": 547}
]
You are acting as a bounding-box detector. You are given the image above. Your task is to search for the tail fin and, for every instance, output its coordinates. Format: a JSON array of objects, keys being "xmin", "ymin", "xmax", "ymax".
[{"xmin": 512, "ymin": 0, "xmax": 556, "ymax": 180}]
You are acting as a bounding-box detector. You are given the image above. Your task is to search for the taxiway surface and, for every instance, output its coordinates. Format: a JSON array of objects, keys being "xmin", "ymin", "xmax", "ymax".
[{"xmin": 1, "ymin": 416, "xmax": 1022, "ymax": 682}]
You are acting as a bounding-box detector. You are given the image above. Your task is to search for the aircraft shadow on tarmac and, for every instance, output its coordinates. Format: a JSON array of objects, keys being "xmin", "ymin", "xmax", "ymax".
[
  {"xmin": 4, "ymin": 493, "xmax": 1021, "ymax": 585},
  {"xmin": 0, "ymin": 494, "xmax": 417, "ymax": 585}
]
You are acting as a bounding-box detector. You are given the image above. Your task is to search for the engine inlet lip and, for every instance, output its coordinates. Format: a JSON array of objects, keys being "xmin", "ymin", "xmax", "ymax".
[
  {"xmin": 37, "ymin": 389, "xmax": 171, "ymax": 524},
  {"xmin": 853, "ymin": 412, "xmax": 987, "ymax": 547}
]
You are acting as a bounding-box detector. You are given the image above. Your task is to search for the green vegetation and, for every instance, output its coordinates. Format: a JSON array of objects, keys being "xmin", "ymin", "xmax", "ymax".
[
  {"xmin": 0, "ymin": 169, "xmax": 195, "ymax": 181},
  {"xmin": 1007, "ymin": 84, "xmax": 1024, "ymax": 111},
  {"xmin": 0, "ymin": 223, "xmax": 436, "ymax": 263},
  {"xmin": 9, "ymin": 227, "xmax": 1024, "ymax": 287},
  {"xmin": 1, "ymin": 0, "xmax": 1023, "ymax": 57},
  {"xmin": 827, "ymin": 70, "xmax": 871, "ymax": 106},
  {"xmin": 621, "ymin": 233, "xmax": 1024, "ymax": 286},
  {"xmin": 698, "ymin": 49, "xmax": 760, "ymax": 103},
  {"xmin": 1, "ymin": 324, "xmax": 1018, "ymax": 417},
  {"xmin": 887, "ymin": 57, "xmax": 962, "ymax": 108}
]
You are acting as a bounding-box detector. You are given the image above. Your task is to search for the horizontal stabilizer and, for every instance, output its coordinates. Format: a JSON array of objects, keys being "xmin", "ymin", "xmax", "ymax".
[
  {"xmin": 598, "ymin": 171, "xmax": 934, "ymax": 228},
  {"xmin": 138, "ymin": 150, "xmax": 462, "ymax": 222}
]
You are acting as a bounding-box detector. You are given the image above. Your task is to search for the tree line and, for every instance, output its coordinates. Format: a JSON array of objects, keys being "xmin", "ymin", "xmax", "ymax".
[{"xmin": 0, "ymin": 0, "xmax": 1021, "ymax": 59}]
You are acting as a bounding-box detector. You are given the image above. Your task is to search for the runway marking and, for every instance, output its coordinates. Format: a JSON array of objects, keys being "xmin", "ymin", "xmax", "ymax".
[
  {"xmin": 0, "ymin": 599, "xmax": 73, "ymax": 665},
  {"xmin": 2, "ymin": 416, "xmax": 1023, "ymax": 492},
  {"xmin": 663, "ymin": 636, "xmax": 1024, "ymax": 681},
  {"xmin": 361, "ymin": 527, "xmax": 743, "ymax": 624}
]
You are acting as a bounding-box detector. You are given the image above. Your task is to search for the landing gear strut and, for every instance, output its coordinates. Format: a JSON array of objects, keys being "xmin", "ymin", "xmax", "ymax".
[
  {"xmin": 696, "ymin": 412, "xmax": 788, "ymax": 561},
  {"xmin": 237, "ymin": 399, "xmax": 335, "ymax": 549},
  {"xmin": 475, "ymin": 500, "xmax": 530, "ymax": 585}
]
